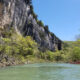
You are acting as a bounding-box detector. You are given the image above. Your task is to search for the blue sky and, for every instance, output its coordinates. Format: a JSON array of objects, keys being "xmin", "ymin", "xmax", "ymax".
[{"xmin": 32, "ymin": 0, "xmax": 80, "ymax": 41}]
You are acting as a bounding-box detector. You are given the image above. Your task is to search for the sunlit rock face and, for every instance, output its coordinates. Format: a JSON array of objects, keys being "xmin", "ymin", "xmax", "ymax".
[{"xmin": 0, "ymin": 0, "xmax": 62, "ymax": 51}]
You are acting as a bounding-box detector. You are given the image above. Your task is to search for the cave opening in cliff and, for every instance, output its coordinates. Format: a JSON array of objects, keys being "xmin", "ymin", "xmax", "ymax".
[{"xmin": 58, "ymin": 43, "xmax": 62, "ymax": 50}]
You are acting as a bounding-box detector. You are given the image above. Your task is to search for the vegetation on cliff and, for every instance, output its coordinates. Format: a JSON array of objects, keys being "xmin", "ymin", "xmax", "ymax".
[{"xmin": 0, "ymin": 26, "xmax": 80, "ymax": 66}]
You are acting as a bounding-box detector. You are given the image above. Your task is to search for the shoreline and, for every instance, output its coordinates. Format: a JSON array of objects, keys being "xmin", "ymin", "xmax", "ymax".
[{"xmin": 0, "ymin": 60, "xmax": 80, "ymax": 68}]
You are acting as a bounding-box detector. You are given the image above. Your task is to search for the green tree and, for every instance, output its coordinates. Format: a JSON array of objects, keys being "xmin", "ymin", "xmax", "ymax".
[
  {"xmin": 70, "ymin": 47, "xmax": 80, "ymax": 62},
  {"xmin": 44, "ymin": 25, "xmax": 49, "ymax": 33}
]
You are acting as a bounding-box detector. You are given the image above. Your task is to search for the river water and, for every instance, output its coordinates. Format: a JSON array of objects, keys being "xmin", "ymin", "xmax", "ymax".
[{"xmin": 0, "ymin": 63, "xmax": 80, "ymax": 80}]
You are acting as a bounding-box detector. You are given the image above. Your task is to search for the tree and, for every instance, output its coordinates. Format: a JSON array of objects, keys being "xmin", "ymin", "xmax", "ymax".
[
  {"xmin": 37, "ymin": 20, "xmax": 44, "ymax": 27},
  {"xmin": 44, "ymin": 25, "xmax": 49, "ymax": 33},
  {"xmin": 70, "ymin": 47, "xmax": 80, "ymax": 62}
]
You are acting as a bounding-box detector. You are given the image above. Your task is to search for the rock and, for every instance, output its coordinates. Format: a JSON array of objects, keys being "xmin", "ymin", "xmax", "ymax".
[{"xmin": 0, "ymin": 0, "xmax": 62, "ymax": 51}]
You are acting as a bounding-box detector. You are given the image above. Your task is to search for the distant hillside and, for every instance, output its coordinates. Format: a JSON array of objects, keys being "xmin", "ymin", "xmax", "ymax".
[{"xmin": 64, "ymin": 41, "xmax": 80, "ymax": 48}]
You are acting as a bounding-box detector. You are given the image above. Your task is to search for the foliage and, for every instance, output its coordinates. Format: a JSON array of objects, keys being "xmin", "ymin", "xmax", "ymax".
[
  {"xmin": 37, "ymin": 20, "xmax": 44, "ymax": 27},
  {"xmin": 60, "ymin": 40, "xmax": 80, "ymax": 62},
  {"xmin": 38, "ymin": 40, "xmax": 80, "ymax": 62},
  {"xmin": 0, "ymin": 30, "xmax": 39, "ymax": 62},
  {"xmin": 69, "ymin": 47, "xmax": 80, "ymax": 62},
  {"xmin": 44, "ymin": 25, "xmax": 49, "ymax": 33},
  {"xmin": 30, "ymin": 5, "xmax": 38, "ymax": 21},
  {"xmin": 1, "ymin": 26, "xmax": 80, "ymax": 64}
]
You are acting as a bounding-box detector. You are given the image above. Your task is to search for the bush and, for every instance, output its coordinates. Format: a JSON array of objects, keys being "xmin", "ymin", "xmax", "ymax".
[
  {"xmin": 37, "ymin": 20, "xmax": 44, "ymax": 27},
  {"xmin": 0, "ymin": 32, "xmax": 38, "ymax": 59},
  {"xmin": 46, "ymin": 51, "xmax": 54, "ymax": 61},
  {"xmin": 44, "ymin": 25, "xmax": 49, "ymax": 33},
  {"xmin": 30, "ymin": 5, "xmax": 38, "ymax": 21},
  {"xmin": 70, "ymin": 47, "xmax": 80, "ymax": 62},
  {"xmin": 53, "ymin": 51, "xmax": 63, "ymax": 61}
]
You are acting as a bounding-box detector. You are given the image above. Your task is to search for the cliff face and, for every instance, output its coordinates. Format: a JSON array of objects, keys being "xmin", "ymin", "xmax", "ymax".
[{"xmin": 0, "ymin": 0, "xmax": 62, "ymax": 51}]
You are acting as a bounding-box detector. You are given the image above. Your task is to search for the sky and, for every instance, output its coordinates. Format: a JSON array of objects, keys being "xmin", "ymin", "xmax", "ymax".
[{"xmin": 32, "ymin": 0, "xmax": 80, "ymax": 41}]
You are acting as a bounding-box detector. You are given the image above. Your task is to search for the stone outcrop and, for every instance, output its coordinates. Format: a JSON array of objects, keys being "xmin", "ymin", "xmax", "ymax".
[{"xmin": 0, "ymin": 0, "xmax": 62, "ymax": 51}]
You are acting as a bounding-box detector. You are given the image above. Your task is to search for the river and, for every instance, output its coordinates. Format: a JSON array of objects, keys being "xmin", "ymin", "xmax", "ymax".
[{"xmin": 0, "ymin": 63, "xmax": 80, "ymax": 80}]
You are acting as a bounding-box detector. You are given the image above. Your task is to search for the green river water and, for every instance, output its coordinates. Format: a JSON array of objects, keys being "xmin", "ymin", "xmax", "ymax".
[{"xmin": 0, "ymin": 63, "xmax": 80, "ymax": 80}]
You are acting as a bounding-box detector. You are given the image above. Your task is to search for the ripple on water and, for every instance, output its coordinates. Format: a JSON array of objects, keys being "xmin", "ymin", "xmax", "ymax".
[{"xmin": 0, "ymin": 63, "xmax": 80, "ymax": 80}]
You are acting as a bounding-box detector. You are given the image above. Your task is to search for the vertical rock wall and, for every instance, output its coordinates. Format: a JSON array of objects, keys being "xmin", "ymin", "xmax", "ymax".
[{"xmin": 0, "ymin": 0, "xmax": 62, "ymax": 51}]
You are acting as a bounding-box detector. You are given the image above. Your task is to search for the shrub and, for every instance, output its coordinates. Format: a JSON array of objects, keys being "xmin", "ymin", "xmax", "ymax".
[
  {"xmin": 30, "ymin": 5, "xmax": 38, "ymax": 21},
  {"xmin": 0, "ymin": 31, "xmax": 38, "ymax": 62},
  {"xmin": 70, "ymin": 47, "xmax": 80, "ymax": 62},
  {"xmin": 46, "ymin": 51, "xmax": 54, "ymax": 61},
  {"xmin": 44, "ymin": 25, "xmax": 49, "ymax": 33},
  {"xmin": 53, "ymin": 51, "xmax": 63, "ymax": 61},
  {"xmin": 37, "ymin": 20, "xmax": 44, "ymax": 27}
]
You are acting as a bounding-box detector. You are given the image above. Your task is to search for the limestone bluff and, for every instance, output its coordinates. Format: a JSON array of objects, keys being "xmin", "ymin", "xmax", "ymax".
[{"xmin": 0, "ymin": 0, "xmax": 62, "ymax": 51}]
